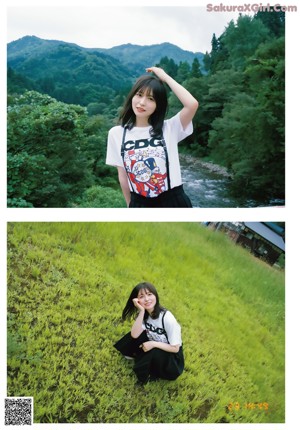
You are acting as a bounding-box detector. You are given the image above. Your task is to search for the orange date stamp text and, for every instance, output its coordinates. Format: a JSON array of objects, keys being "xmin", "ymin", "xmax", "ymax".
[{"xmin": 228, "ymin": 402, "xmax": 269, "ymax": 411}]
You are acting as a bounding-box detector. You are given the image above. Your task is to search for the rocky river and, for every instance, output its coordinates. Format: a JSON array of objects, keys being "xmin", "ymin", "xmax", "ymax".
[{"xmin": 179, "ymin": 154, "xmax": 285, "ymax": 208}]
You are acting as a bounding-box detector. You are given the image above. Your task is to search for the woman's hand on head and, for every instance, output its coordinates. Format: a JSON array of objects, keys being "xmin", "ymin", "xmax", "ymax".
[
  {"xmin": 132, "ymin": 298, "xmax": 145, "ymax": 312},
  {"xmin": 146, "ymin": 67, "xmax": 168, "ymax": 82}
]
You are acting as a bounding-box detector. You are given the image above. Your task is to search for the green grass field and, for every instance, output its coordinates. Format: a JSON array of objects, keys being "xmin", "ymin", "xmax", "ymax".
[{"xmin": 7, "ymin": 222, "xmax": 285, "ymax": 423}]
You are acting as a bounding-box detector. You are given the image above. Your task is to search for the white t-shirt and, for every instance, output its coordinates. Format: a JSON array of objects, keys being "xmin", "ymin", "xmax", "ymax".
[
  {"xmin": 142, "ymin": 310, "xmax": 182, "ymax": 346},
  {"xmin": 106, "ymin": 113, "xmax": 193, "ymax": 198}
]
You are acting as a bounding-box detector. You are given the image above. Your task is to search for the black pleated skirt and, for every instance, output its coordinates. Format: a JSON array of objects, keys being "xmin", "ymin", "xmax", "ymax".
[
  {"xmin": 129, "ymin": 185, "xmax": 192, "ymax": 208},
  {"xmin": 114, "ymin": 331, "xmax": 184, "ymax": 383}
]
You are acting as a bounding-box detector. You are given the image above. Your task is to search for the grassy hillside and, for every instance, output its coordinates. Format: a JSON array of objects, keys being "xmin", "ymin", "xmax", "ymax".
[{"xmin": 7, "ymin": 222, "xmax": 285, "ymax": 423}]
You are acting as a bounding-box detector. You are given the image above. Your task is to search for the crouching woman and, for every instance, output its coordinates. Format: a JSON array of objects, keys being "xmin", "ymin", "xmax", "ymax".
[{"xmin": 114, "ymin": 282, "xmax": 184, "ymax": 385}]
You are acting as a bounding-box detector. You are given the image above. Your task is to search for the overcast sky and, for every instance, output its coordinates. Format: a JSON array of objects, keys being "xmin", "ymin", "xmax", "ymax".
[{"xmin": 7, "ymin": 6, "xmax": 242, "ymax": 54}]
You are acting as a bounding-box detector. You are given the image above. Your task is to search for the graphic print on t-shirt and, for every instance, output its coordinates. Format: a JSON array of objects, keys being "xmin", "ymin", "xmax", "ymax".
[
  {"xmin": 145, "ymin": 320, "xmax": 168, "ymax": 344},
  {"xmin": 123, "ymin": 136, "xmax": 168, "ymax": 198}
]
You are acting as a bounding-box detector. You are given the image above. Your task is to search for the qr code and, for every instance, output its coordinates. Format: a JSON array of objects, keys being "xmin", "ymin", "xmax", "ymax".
[{"xmin": 5, "ymin": 398, "xmax": 33, "ymax": 425}]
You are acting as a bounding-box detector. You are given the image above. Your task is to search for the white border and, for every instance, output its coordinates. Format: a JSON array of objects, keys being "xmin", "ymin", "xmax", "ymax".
[{"xmin": 2, "ymin": 1, "xmax": 299, "ymax": 429}]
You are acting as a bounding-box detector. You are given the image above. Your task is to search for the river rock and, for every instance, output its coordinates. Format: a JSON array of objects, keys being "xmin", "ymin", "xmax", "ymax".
[{"xmin": 179, "ymin": 154, "xmax": 231, "ymax": 178}]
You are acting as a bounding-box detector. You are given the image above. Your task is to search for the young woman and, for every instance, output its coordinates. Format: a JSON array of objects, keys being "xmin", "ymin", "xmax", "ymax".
[
  {"xmin": 106, "ymin": 67, "xmax": 198, "ymax": 207},
  {"xmin": 114, "ymin": 282, "xmax": 184, "ymax": 385}
]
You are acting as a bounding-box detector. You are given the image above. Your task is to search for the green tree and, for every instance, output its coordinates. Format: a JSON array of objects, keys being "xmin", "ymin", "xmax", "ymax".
[
  {"xmin": 208, "ymin": 37, "xmax": 284, "ymax": 201},
  {"xmin": 188, "ymin": 69, "xmax": 244, "ymax": 155},
  {"xmin": 7, "ymin": 91, "xmax": 93, "ymax": 207},
  {"xmin": 209, "ymin": 31, "xmax": 230, "ymax": 74},
  {"xmin": 202, "ymin": 51, "xmax": 211, "ymax": 73},
  {"xmin": 221, "ymin": 15, "xmax": 270, "ymax": 70},
  {"xmin": 157, "ymin": 56, "xmax": 178, "ymax": 78},
  {"xmin": 176, "ymin": 61, "xmax": 191, "ymax": 83},
  {"xmin": 209, "ymin": 93, "xmax": 283, "ymax": 200},
  {"xmin": 190, "ymin": 58, "xmax": 202, "ymax": 78},
  {"xmin": 38, "ymin": 76, "xmax": 56, "ymax": 94},
  {"xmin": 177, "ymin": 77, "xmax": 208, "ymax": 154},
  {"xmin": 7, "ymin": 67, "xmax": 37, "ymax": 94},
  {"xmin": 254, "ymin": 7, "xmax": 285, "ymax": 37},
  {"xmin": 73, "ymin": 185, "xmax": 126, "ymax": 208},
  {"xmin": 82, "ymin": 114, "xmax": 117, "ymax": 184},
  {"xmin": 87, "ymin": 102, "xmax": 107, "ymax": 116}
]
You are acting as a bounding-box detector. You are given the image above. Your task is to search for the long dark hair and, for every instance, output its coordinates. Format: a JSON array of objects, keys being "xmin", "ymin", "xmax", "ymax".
[
  {"xmin": 122, "ymin": 282, "xmax": 165, "ymax": 321},
  {"xmin": 119, "ymin": 75, "xmax": 168, "ymax": 138}
]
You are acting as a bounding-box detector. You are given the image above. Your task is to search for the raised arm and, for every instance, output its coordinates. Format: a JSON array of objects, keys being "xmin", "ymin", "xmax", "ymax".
[
  {"xmin": 131, "ymin": 299, "xmax": 146, "ymax": 338},
  {"xmin": 146, "ymin": 66, "xmax": 199, "ymax": 130}
]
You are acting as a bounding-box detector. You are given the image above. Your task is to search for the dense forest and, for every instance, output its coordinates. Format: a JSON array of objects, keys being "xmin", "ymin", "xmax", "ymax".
[{"xmin": 7, "ymin": 10, "xmax": 285, "ymax": 208}]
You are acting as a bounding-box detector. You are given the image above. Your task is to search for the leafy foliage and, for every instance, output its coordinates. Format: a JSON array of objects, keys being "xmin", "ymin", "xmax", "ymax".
[
  {"xmin": 207, "ymin": 36, "xmax": 285, "ymax": 200},
  {"xmin": 7, "ymin": 91, "xmax": 117, "ymax": 207},
  {"xmin": 73, "ymin": 186, "xmax": 126, "ymax": 208},
  {"xmin": 178, "ymin": 13, "xmax": 285, "ymax": 201}
]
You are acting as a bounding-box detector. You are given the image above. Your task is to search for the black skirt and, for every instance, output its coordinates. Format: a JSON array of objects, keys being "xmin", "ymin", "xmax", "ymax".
[
  {"xmin": 129, "ymin": 185, "xmax": 192, "ymax": 208},
  {"xmin": 114, "ymin": 331, "xmax": 184, "ymax": 383}
]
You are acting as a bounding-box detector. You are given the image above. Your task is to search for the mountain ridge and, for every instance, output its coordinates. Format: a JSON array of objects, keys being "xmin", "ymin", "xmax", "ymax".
[
  {"xmin": 7, "ymin": 36, "xmax": 204, "ymax": 106},
  {"xmin": 8, "ymin": 36, "xmax": 204, "ymax": 72}
]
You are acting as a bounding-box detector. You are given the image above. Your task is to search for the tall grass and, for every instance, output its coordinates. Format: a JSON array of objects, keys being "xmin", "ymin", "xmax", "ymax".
[{"xmin": 7, "ymin": 222, "xmax": 284, "ymax": 423}]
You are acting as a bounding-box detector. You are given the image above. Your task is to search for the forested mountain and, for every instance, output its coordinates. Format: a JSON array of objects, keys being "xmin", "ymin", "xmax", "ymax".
[
  {"xmin": 7, "ymin": 11, "xmax": 285, "ymax": 208},
  {"xmin": 8, "ymin": 35, "xmax": 74, "ymax": 61},
  {"xmin": 7, "ymin": 36, "xmax": 135, "ymax": 106},
  {"xmin": 94, "ymin": 42, "xmax": 204, "ymax": 74},
  {"xmin": 7, "ymin": 36, "xmax": 204, "ymax": 106}
]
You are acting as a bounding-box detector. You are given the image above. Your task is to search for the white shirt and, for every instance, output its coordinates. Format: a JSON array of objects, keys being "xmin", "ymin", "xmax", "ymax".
[
  {"xmin": 106, "ymin": 113, "xmax": 193, "ymax": 198},
  {"xmin": 142, "ymin": 310, "xmax": 182, "ymax": 346}
]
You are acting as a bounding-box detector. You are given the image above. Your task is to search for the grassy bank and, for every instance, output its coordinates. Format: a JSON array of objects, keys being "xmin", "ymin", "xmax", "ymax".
[{"xmin": 7, "ymin": 222, "xmax": 284, "ymax": 423}]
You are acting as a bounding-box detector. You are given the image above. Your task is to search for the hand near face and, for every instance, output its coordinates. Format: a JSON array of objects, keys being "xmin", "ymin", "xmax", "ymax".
[{"xmin": 132, "ymin": 298, "xmax": 145, "ymax": 312}]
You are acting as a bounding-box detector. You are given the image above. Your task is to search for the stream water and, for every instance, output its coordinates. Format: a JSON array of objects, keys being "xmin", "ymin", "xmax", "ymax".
[{"xmin": 179, "ymin": 154, "xmax": 285, "ymax": 208}]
